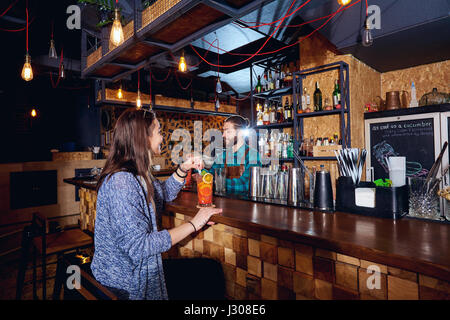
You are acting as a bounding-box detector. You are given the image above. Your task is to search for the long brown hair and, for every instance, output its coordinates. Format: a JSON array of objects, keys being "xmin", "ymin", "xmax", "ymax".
[{"xmin": 97, "ymin": 108, "xmax": 157, "ymax": 203}]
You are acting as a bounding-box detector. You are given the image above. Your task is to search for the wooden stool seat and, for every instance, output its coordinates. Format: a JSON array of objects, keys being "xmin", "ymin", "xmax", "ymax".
[{"xmin": 32, "ymin": 228, "xmax": 92, "ymax": 255}]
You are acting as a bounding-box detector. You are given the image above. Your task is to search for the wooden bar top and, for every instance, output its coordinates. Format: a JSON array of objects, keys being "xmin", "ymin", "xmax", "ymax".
[
  {"xmin": 64, "ymin": 169, "xmax": 175, "ymax": 190},
  {"xmin": 165, "ymin": 191, "xmax": 450, "ymax": 282}
]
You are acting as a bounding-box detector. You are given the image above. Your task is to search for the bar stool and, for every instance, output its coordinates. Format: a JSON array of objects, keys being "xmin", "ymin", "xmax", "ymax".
[{"xmin": 16, "ymin": 212, "xmax": 93, "ymax": 300}]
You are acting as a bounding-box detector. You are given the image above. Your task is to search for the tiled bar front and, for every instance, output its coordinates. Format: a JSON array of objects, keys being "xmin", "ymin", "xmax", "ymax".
[{"xmin": 161, "ymin": 212, "xmax": 450, "ymax": 300}]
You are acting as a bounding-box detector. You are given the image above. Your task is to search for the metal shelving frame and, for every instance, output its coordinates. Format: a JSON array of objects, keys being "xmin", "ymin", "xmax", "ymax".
[
  {"xmin": 250, "ymin": 60, "xmax": 351, "ymax": 168},
  {"xmin": 292, "ymin": 61, "xmax": 351, "ymax": 168}
]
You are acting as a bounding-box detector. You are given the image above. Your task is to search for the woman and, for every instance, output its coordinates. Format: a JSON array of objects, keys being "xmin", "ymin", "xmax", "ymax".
[
  {"xmin": 91, "ymin": 108, "xmax": 222, "ymax": 300},
  {"xmin": 210, "ymin": 115, "xmax": 260, "ymax": 194}
]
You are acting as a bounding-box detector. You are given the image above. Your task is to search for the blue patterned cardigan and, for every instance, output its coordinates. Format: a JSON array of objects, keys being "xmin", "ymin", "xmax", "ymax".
[{"xmin": 91, "ymin": 171, "xmax": 184, "ymax": 300}]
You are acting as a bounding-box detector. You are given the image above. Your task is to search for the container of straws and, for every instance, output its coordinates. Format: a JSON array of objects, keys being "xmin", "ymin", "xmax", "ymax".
[{"xmin": 334, "ymin": 148, "xmax": 409, "ymax": 219}]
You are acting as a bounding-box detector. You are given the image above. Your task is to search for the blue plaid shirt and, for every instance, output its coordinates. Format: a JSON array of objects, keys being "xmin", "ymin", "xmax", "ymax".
[{"xmin": 210, "ymin": 142, "xmax": 260, "ymax": 194}]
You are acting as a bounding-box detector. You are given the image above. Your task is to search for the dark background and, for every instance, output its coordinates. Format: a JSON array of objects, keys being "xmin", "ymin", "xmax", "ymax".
[{"xmin": 0, "ymin": 0, "xmax": 99, "ymax": 163}]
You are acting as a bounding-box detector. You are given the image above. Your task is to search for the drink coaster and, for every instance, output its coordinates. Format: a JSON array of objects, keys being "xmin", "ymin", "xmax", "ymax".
[{"xmin": 196, "ymin": 204, "xmax": 216, "ymax": 209}]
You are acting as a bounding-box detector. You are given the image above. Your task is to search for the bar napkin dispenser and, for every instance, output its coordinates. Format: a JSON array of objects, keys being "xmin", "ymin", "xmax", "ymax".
[{"xmin": 336, "ymin": 176, "xmax": 408, "ymax": 219}]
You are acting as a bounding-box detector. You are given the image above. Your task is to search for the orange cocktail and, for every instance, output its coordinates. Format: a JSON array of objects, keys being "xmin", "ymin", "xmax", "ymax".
[{"xmin": 196, "ymin": 171, "xmax": 213, "ymax": 207}]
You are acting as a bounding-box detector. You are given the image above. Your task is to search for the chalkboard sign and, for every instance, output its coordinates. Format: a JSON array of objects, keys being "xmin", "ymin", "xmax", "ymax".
[{"xmin": 368, "ymin": 117, "xmax": 437, "ymax": 180}]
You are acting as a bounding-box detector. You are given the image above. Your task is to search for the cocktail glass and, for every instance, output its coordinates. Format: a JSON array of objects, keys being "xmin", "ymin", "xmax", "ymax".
[{"xmin": 196, "ymin": 173, "xmax": 214, "ymax": 207}]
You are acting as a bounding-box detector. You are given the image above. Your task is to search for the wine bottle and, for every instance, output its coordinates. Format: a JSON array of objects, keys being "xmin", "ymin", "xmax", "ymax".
[
  {"xmin": 333, "ymin": 80, "xmax": 341, "ymax": 109},
  {"xmin": 256, "ymin": 75, "xmax": 262, "ymax": 93},
  {"xmin": 313, "ymin": 81, "xmax": 322, "ymax": 111},
  {"xmin": 284, "ymin": 97, "xmax": 292, "ymax": 122}
]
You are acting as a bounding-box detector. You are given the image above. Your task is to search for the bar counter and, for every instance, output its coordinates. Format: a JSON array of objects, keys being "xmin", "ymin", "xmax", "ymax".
[{"xmin": 66, "ymin": 178, "xmax": 450, "ymax": 300}]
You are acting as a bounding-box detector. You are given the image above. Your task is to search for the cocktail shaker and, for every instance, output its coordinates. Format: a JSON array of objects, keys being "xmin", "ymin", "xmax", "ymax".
[
  {"xmin": 288, "ymin": 168, "xmax": 304, "ymax": 205},
  {"xmin": 313, "ymin": 169, "xmax": 333, "ymax": 211},
  {"xmin": 249, "ymin": 167, "xmax": 260, "ymax": 198}
]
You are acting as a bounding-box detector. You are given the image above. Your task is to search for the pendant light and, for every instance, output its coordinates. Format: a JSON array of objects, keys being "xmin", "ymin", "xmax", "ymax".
[
  {"xmin": 136, "ymin": 70, "xmax": 142, "ymax": 109},
  {"xmin": 337, "ymin": 0, "xmax": 351, "ymax": 5},
  {"xmin": 136, "ymin": 90, "xmax": 142, "ymax": 109},
  {"xmin": 21, "ymin": 7, "xmax": 33, "ymax": 81},
  {"xmin": 49, "ymin": 22, "xmax": 57, "ymax": 59},
  {"xmin": 110, "ymin": 1, "xmax": 124, "ymax": 47},
  {"xmin": 216, "ymin": 77, "xmax": 222, "ymax": 94},
  {"xmin": 178, "ymin": 50, "xmax": 187, "ymax": 72},
  {"xmin": 31, "ymin": 108, "xmax": 37, "ymax": 118},
  {"xmin": 117, "ymin": 84, "xmax": 123, "ymax": 99},
  {"xmin": 362, "ymin": 17, "xmax": 373, "ymax": 47},
  {"xmin": 215, "ymin": 96, "xmax": 220, "ymax": 109},
  {"xmin": 59, "ymin": 48, "xmax": 65, "ymax": 79}
]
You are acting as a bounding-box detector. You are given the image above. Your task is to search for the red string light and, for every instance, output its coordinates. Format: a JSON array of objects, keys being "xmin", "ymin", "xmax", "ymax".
[
  {"xmin": 204, "ymin": 0, "xmax": 360, "ymax": 57},
  {"xmin": 175, "ymin": 71, "xmax": 192, "ymax": 90},
  {"xmin": 0, "ymin": 16, "xmax": 35, "ymax": 32},
  {"xmin": 189, "ymin": 0, "xmax": 297, "ymax": 68},
  {"xmin": 230, "ymin": 90, "xmax": 252, "ymax": 101},
  {"xmin": 0, "ymin": 0, "xmax": 19, "ymax": 18},
  {"xmin": 50, "ymin": 47, "xmax": 64, "ymax": 88},
  {"xmin": 151, "ymin": 68, "xmax": 171, "ymax": 82},
  {"xmin": 26, "ymin": 7, "xmax": 29, "ymax": 52},
  {"xmin": 237, "ymin": 0, "xmax": 311, "ymax": 28}
]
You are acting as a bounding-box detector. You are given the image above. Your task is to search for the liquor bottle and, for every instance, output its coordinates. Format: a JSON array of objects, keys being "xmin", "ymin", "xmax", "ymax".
[
  {"xmin": 281, "ymin": 134, "xmax": 288, "ymax": 159},
  {"xmin": 269, "ymin": 102, "xmax": 276, "ymax": 124},
  {"xmin": 263, "ymin": 71, "xmax": 268, "ymax": 91},
  {"xmin": 301, "ymin": 87, "xmax": 306, "ymax": 112},
  {"xmin": 256, "ymin": 103, "xmax": 263, "ymax": 126},
  {"xmin": 297, "ymin": 94, "xmax": 303, "ymax": 114},
  {"xmin": 287, "ymin": 135, "xmax": 294, "ymax": 158},
  {"xmin": 275, "ymin": 68, "xmax": 280, "ymax": 90},
  {"xmin": 283, "ymin": 97, "xmax": 292, "ymax": 122},
  {"xmin": 333, "ymin": 80, "xmax": 341, "ymax": 109},
  {"xmin": 255, "ymin": 75, "xmax": 262, "ymax": 93},
  {"xmin": 280, "ymin": 66, "xmax": 285, "ymax": 88},
  {"xmin": 263, "ymin": 102, "xmax": 270, "ymax": 125},
  {"xmin": 313, "ymin": 81, "xmax": 322, "ymax": 111},
  {"xmin": 276, "ymin": 102, "xmax": 284, "ymax": 123},
  {"xmin": 268, "ymin": 71, "xmax": 274, "ymax": 90}
]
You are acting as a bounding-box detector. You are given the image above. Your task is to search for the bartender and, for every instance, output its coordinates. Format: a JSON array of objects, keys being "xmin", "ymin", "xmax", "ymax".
[{"xmin": 209, "ymin": 115, "xmax": 260, "ymax": 194}]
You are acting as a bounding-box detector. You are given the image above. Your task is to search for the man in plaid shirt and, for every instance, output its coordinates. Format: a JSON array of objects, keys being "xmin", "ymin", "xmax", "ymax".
[{"xmin": 210, "ymin": 116, "xmax": 260, "ymax": 194}]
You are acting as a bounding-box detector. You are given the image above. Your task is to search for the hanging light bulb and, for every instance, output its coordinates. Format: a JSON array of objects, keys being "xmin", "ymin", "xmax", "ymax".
[
  {"xmin": 31, "ymin": 108, "xmax": 37, "ymax": 118},
  {"xmin": 110, "ymin": 8, "xmax": 124, "ymax": 47},
  {"xmin": 215, "ymin": 97, "xmax": 220, "ymax": 109},
  {"xmin": 117, "ymin": 86, "xmax": 123, "ymax": 99},
  {"xmin": 136, "ymin": 90, "xmax": 142, "ymax": 109},
  {"xmin": 362, "ymin": 17, "xmax": 373, "ymax": 47},
  {"xmin": 49, "ymin": 39, "xmax": 58, "ymax": 59},
  {"xmin": 216, "ymin": 77, "xmax": 222, "ymax": 94},
  {"xmin": 21, "ymin": 53, "xmax": 33, "ymax": 82},
  {"xmin": 59, "ymin": 63, "xmax": 66, "ymax": 79},
  {"xmin": 178, "ymin": 50, "xmax": 187, "ymax": 72},
  {"xmin": 337, "ymin": 0, "xmax": 352, "ymax": 5}
]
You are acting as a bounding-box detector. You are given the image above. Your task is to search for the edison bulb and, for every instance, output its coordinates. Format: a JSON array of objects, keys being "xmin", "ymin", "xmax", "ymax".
[
  {"xmin": 337, "ymin": 0, "xmax": 351, "ymax": 5},
  {"xmin": 117, "ymin": 87, "xmax": 123, "ymax": 99},
  {"xmin": 362, "ymin": 18, "xmax": 373, "ymax": 47},
  {"xmin": 60, "ymin": 63, "xmax": 65, "ymax": 79},
  {"xmin": 215, "ymin": 98, "xmax": 220, "ymax": 109},
  {"xmin": 216, "ymin": 77, "xmax": 222, "ymax": 94},
  {"xmin": 31, "ymin": 109, "xmax": 37, "ymax": 117},
  {"xmin": 110, "ymin": 9, "xmax": 124, "ymax": 47},
  {"xmin": 136, "ymin": 90, "xmax": 142, "ymax": 109},
  {"xmin": 178, "ymin": 55, "xmax": 187, "ymax": 72},
  {"xmin": 49, "ymin": 39, "xmax": 58, "ymax": 59},
  {"xmin": 21, "ymin": 54, "xmax": 33, "ymax": 81}
]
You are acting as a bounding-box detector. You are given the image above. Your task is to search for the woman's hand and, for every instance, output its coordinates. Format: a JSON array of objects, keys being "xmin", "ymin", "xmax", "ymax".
[
  {"xmin": 180, "ymin": 153, "xmax": 203, "ymax": 172},
  {"xmin": 190, "ymin": 207, "xmax": 223, "ymax": 231}
]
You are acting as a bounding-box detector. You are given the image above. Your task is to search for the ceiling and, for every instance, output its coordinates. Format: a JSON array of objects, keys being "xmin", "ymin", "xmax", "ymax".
[{"xmin": 2, "ymin": 0, "xmax": 449, "ymax": 94}]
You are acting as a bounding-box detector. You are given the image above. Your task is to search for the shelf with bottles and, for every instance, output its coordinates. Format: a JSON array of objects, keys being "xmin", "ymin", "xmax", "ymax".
[
  {"xmin": 254, "ymin": 121, "xmax": 293, "ymax": 130},
  {"xmin": 295, "ymin": 108, "xmax": 348, "ymax": 118},
  {"xmin": 253, "ymin": 86, "xmax": 292, "ymax": 100}
]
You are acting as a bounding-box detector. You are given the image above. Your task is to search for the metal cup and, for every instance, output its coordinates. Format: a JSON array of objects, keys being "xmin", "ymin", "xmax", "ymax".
[
  {"xmin": 313, "ymin": 170, "xmax": 333, "ymax": 210},
  {"xmin": 288, "ymin": 168, "xmax": 304, "ymax": 205},
  {"xmin": 249, "ymin": 167, "xmax": 260, "ymax": 198}
]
